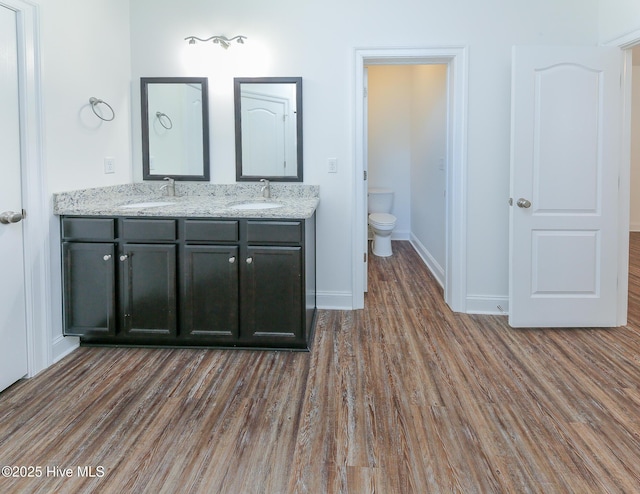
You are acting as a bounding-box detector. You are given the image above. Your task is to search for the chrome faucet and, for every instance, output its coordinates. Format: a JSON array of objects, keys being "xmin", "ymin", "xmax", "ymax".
[
  {"xmin": 161, "ymin": 177, "xmax": 175, "ymax": 197},
  {"xmin": 260, "ymin": 179, "xmax": 271, "ymax": 199}
]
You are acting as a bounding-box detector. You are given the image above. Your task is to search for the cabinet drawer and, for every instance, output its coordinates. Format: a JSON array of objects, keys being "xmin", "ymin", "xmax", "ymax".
[
  {"xmin": 183, "ymin": 220, "xmax": 239, "ymax": 242},
  {"xmin": 121, "ymin": 218, "xmax": 177, "ymax": 241},
  {"xmin": 62, "ymin": 217, "xmax": 115, "ymax": 240},
  {"xmin": 246, "ymin": 221, "xmax": 302, "ymax": 244}
]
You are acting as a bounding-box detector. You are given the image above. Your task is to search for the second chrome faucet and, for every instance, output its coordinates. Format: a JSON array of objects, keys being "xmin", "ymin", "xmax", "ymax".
[
  {"xmin": 260, "ymin": 178, "xmax": 270, "ymax": 199},
  {"xmin": 161, "ymin": 177, "xmax": 175, "ymax": 197}
]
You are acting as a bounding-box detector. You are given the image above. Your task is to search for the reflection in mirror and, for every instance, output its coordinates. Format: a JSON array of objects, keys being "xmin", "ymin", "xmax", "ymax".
[
  {"xmin": 141, "ymin": 77, "xmax": 210, "ymax": 181},
  {"xmin": 234, "ymin": 77, "xmax": 303, "ymax": 182}
]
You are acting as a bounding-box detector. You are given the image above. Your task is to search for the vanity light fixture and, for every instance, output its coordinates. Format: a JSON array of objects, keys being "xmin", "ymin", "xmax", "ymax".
[{"xmin": 185, "ymin": 35, "xmax": 247, "ymax": 49}]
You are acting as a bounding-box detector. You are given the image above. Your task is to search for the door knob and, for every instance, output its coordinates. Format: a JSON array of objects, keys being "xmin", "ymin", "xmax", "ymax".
[
  {"xmin": 516, "ymin": 198, "xmax": 532, "ymax": 209},
  {"xmin": 0, "ymin": 210, "xmax": 24, "ymax": 224}
]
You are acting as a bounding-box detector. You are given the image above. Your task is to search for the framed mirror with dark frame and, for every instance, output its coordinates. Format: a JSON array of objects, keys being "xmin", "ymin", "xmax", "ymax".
[
  {"xmin": 234, "ymin": 77, "xmax": 303, "ymax": 182},
  {"xmin": 141, "ymin": 77, "xmax": 210, "ymax": 181}
]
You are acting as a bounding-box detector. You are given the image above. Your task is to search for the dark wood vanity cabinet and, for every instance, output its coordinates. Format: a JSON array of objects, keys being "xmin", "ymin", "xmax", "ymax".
[
  {"xmin": 62, "ymin": 241, "xmax": 117, "ymax": 337},
  {"xmin": 242, "ymin": 221, "xmax": 306, "ymax": 347},
  {"xmin": 61, "ymin": 215, "xmax": 316, "ymax": 350},
  {"xmin": 180, "ymin": 220, "xmax": 240, "ymax": 344},
  {"xmin": 62, "ymin": 217, "xmax": 178, "ymax": 341},
  {"xmin": 120, "ymin": 242, "xmax": 177, "ymax": 338},
  {"xmin": 180, "ymin": 218, "xmax": 313, "ymax": 348}
]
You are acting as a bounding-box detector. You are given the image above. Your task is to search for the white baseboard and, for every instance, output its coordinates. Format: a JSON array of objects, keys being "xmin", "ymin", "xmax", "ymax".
[
  {"xmin": 409, "ymin": 234, "xmax": 445, "ymax": 288},
  {"xmin": 630, "ymin": 223, "xmax": 640, "ymax": 232},
  {"xmin": 52, "ymin": 334, "xmax": 79, "ymax": 363},
  {"xmin": 466, "ymin": 295, "xmax": 509, "ymax": 315},
  {"xmin": 317, "ymin": 291, "xmax": 353, "ymax": 310},
  {"xmin": 392, "ymin": 230, "xmax": 411, "ymax": 241}
]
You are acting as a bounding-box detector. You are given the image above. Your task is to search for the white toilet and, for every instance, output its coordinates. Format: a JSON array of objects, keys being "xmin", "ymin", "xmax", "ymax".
[{"xmin": 368, "ymin": 188, "xmax": 397, "ymax": 257}]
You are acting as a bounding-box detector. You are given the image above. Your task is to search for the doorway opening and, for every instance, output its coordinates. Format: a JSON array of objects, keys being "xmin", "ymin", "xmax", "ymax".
[
  {"xmin": 365, "ymin": 63, "xmax": 448, "ymax": 290},
  {"xmin": 625, "ymin": 44, "xmax": 640, "ymax": 324},
  {"xmin": 607, "ymin": 32, "xmax": 640, "ymax": 326},
  {"xmin": 353, "ymin": 47, "xmax": 468, "ymax": 312}
]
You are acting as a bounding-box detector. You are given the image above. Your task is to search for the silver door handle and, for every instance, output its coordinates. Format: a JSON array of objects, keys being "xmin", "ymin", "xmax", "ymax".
[
  {"xmin": 0, "ymin": 210, "xmax": 24, "ymax": 224},
  {"xmin": 516, "ymin": 198, "xmax": 532, "ymax": 209}
]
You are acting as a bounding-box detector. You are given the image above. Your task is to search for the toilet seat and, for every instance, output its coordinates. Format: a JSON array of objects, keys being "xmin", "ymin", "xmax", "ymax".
[{"xmin": 369, "ymin": 213, "xmax": 396, "ymax": 227}]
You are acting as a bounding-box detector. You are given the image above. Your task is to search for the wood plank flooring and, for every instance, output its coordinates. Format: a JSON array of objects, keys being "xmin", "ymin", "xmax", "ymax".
[{"xmin": 2, "ymin": 238, "xmax": 640, "ymax": 493}]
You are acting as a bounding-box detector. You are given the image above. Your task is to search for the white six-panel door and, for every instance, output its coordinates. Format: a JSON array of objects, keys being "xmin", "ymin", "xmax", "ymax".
[
  {"xmin": 0, "ymin": 4, "xmax": 28, "ymax": 391},
  {"xmin": 241, "ymin": 93, "xmax": 288, "ymax": 176},
  {"xmin": 509, "ymin": 46, "xmax": 622, "ymax": 327}
]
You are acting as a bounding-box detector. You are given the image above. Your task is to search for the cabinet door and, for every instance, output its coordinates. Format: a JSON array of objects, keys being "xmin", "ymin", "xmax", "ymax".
[
  {"xmin": 120, "ymin": 243, "xmax": 177, "ymax": 338},
  {"xmin": 62, "ymin": 242, "xmax": 116, "ymax": 336},
  {"xmin": 242, "ymin": 246, "xmax": 302, "ymax": 344},
  {"xmin": 182, "ymin": 245, "xmax": 239, "ymax": 340}
]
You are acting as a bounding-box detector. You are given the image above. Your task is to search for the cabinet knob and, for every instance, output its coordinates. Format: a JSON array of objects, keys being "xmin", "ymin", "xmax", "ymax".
[
  {"xmin": 246, "ymin": 257, "xmax": 253, "ymax": 264},
  {"xmin": 119, "ymin": 254, "xmax": 128, "ymax": 262},
  {"xmin": 229, "ymin": 256, "xmax": 236, "ymax": 264},
  {"xmin": 103, "ymin": 254, "xmax": 112, "ymax": 261}
]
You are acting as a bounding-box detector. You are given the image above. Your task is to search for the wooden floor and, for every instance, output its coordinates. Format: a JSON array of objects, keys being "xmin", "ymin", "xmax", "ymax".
[{"xmin": 2, "ymin": 238, "xmax": 640, "ymax": 493}]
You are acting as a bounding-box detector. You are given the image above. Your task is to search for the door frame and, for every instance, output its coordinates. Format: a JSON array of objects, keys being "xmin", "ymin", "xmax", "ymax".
[
  {"xmin": 353, "ymin": 47, "xmax": 469, "ymax": 311},
  {"xmin": 2, "ymin": 0, "xmax": 51, "ymax": 377}
]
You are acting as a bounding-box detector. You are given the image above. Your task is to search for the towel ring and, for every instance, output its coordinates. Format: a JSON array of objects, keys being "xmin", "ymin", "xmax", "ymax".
[
  {"xmin": 156, "ymin": 111, "xmax": 173, "ymax": 130},
  {"xmin": 89, "ymin": 97, "xmax": 115, "ymax": 122}
]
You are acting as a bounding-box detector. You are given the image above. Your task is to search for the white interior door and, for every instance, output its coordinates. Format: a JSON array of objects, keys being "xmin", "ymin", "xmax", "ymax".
[
  {"xmin": 509, "ymin": 46, "xmax": 622, "ymax": 327},
  {"xmin": 241, "ymin": 93, "xmax": 287, "ymax": 176},
  {"xmin": 0, "ymin": 5, "xmax": 28, "ymax": 392}
]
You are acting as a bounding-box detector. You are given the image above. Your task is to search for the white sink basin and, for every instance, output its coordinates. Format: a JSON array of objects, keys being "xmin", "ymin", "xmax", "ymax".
[
  {"xmin": 228, "ymin": 201, "xmax": 283, "ymax": 210},
  {"xmin": 119, "ymin": 201, "xmax": 174, "ymax": 209}
]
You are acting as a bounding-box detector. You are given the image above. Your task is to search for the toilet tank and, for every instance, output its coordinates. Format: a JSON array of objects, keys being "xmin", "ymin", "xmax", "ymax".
[{"xmin": 368, "ymin": 187, "xmax": 394, "ymax": 214}]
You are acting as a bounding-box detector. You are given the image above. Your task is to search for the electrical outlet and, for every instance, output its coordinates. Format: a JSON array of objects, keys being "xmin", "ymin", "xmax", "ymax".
[
  {"xmin": 104, "ymin": 157, "xmax": 115, "ymax": 174},
  {"xmin": 328, "ymin": 158, "xmax": 337, "ymax": 173}
]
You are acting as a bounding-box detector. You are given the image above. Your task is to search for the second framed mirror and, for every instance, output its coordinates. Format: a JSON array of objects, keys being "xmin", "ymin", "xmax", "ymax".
[{"xmin": 234, "ymin": 77, "xmax": 303, "ymax": 182}]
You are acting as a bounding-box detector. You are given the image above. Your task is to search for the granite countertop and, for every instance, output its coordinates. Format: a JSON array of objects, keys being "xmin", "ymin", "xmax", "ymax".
[{"xmin": 53, "ymin": 183, "xmax": 319, "ymax": 219}]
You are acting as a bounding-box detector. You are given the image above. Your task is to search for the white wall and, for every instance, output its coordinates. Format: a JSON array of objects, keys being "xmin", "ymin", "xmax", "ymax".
[
  {"xmin": 41, "ymin": 0, "xmax": 132, "ymax": 193},
  {"xmin": 367, "ymin": 66, "xmax": 412, "ymax": 239},
  {"xmin": 599, "ymin": 0, "xmax": 640, "ymax": 43},
  {"xmin": 410, "ymin": 65, "xmax": 448, "ymax": 280},
  {"xmin": 38, "ymin": 0, "xmax": 132, "ymax": 360},
  {"xmin": 129, "ymin": 0, "xmax": 600, "ymax": 310}
]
